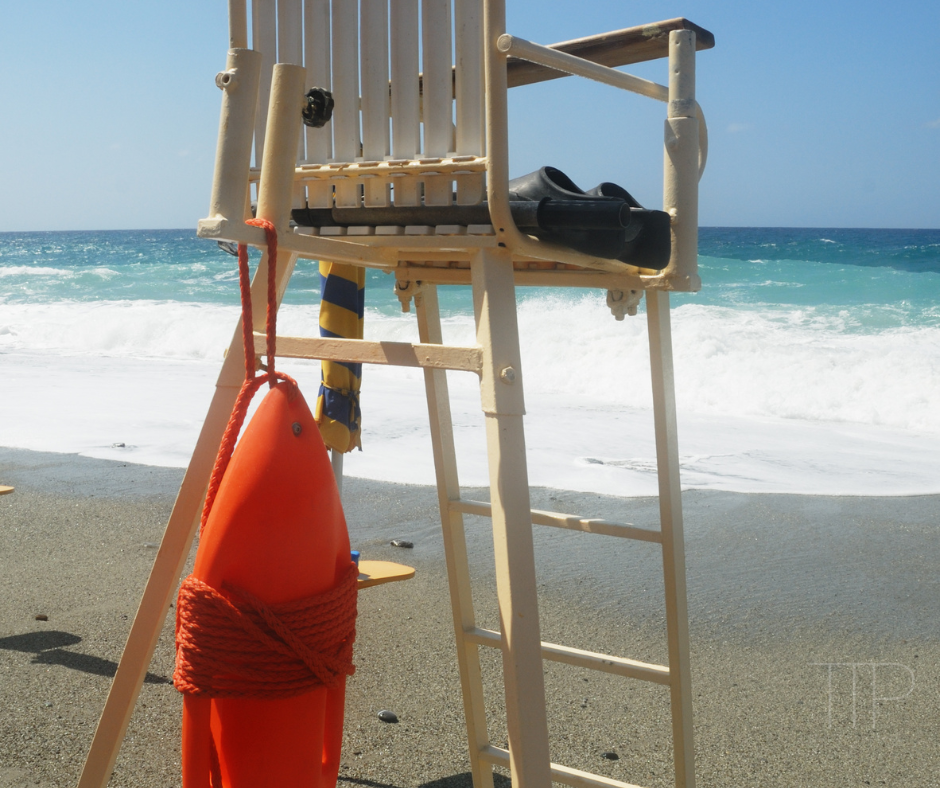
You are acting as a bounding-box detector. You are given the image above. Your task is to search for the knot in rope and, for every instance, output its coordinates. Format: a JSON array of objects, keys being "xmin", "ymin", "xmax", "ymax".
[{"xmin": 174, "ymin": 561, "xmax": 358, "ymax": 699}]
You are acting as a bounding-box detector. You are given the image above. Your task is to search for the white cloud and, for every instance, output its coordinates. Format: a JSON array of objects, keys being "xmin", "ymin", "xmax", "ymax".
[
  {"xmin": 727, "ymin": 123, "xmax": 751, "ymax": 133},
  {"xmin": 925, "ymin": 118, "xmax": 940, "ymax": 129}
]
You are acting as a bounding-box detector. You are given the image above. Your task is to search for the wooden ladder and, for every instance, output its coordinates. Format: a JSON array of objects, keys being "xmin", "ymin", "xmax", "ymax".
[{"xmin": 411, "ymin": 281, "xmax": 694, "ymax": 788}]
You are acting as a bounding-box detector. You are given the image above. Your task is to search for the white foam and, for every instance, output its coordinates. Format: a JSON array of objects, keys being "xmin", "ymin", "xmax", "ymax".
[
  {"xmin": 0, "ymin": 265, "xmax": 72, "ymax": 277},
  {"xmin": 3, "ymin": 295, "xmax": 940, "ymax": 496}
]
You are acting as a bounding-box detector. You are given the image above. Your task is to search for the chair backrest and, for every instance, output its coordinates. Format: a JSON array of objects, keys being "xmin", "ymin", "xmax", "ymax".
[{"xmin": 238, "ymin": 0, "xmax": 486, "ymax": 214}]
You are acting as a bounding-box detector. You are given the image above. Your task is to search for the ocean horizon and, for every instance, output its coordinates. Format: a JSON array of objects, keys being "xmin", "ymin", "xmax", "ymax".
[{"xmin": 2, "ymin": 226, "xmax": 939, "ymax": 497}]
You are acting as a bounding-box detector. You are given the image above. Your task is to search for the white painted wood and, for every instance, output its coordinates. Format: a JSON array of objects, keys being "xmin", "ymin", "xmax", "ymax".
[
  {"xmin": 303, "ymin": 0, "xmax": 333, "ymax": 208},
  {"xmin": 465, "ymin": 627, "xmax": 671, "ymax": 685},
  {"xmin": 251, "ymin": 0, "xmax": 276, "ymax": 171},
  {"xmin": 421, "ymin": 0, "xmax": 454, "ymax": 206},
  {"xmin": 455, "ymin": 0, "xmax": 485, "ymax": 204},
  {"xmin": 390, "ymin": 0, "xmax": 420, "ymax": 206},
  {"xmin": 277, "ymin": 0, "xmax": 303, "ymax": 65},
  {"xmin": 331, "ymin": 0, "xmax": 360, "ymax": 207},
  {"xmin": 228, "ymin": 0, "xmax": 248, "ymax": 48},
  {"xmin": 647, "ymin": 289, "xmax": 695, "ymax": 788},
  {"xmin": 450, "ymin": 498, "xmax": 663, "ymax": 543},
  {"xmin": 298, "ymin": 154, "xmax": 487, "ymax": 179},
  {"xmin": 415, "ymin": 284, "xmax": 496, "ymax": 788},
  {"xmin": 256, "ymin": 64, "xmax": 307, "ymax": 231},
  {"xmin": 663, "ymin": 30, "xmax": 700, "ymax": 286},
  {"xmin": 496, "ymin": 34, "xmax": 668, "ymax": 102},
  {"xmin": 207, "ymin": 48, "xmax": 262, "ymax": 223},
  {"xmin": 472, "ymin": 246, "xmax": 551, "ymax": 788},
  {"xmin": 277, "ymin": 0, "xmax": 306, "ymax": 208},
  {"xmin": 260, "ymin": 333, "xmax": 483, "ymax": 372},
  {"xmin": 479, "ymin": 745, "xmax": 647, "ymax": 788},
  {"xmin": 361, "ymin": 0, "xmax": 391, "ymax": 207}
]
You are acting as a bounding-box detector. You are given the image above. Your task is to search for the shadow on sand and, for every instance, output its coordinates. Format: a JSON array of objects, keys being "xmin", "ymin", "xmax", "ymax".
[{"xmin": 0, "ymin": 630, "xmax": 170, "ymax": 684}]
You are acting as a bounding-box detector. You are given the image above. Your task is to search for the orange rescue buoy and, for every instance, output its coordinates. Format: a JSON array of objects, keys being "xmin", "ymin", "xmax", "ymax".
[{"xmin": 173, "ymin": 222, "xmax": 357, "ymax": 788}]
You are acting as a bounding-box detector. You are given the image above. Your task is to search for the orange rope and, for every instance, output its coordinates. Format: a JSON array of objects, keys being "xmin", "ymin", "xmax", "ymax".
[
  {"xmin": 174, "ymin": 563, "xmax": 358, "ymax": 698},
  {"xmin": 175, "ymin": 221, "xmax": 358, "ymax": 699},
  {"xmin": 200, "ymin": 219, "xmax": 295, "ymax": 536}
]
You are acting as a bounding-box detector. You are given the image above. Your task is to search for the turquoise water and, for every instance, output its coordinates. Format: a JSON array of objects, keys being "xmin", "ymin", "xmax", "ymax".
[{"xmin": 3, "ymin": 228, "xmax": 938, "ymax": 332}]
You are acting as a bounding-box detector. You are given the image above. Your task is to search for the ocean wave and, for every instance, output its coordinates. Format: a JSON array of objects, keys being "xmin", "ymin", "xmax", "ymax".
[
  {"xmin": 0, "ymin": 265, "xmax": 72, "ymax": 277},
  {"xmin": 4, "ymin": 295, "xmax": 940, "ymax": 437}
]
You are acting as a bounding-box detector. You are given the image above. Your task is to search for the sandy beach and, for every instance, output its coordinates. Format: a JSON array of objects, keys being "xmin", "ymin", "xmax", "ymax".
[{"xmin": 1, "ymin": 446, "xmax": 939, "ymax": 788}]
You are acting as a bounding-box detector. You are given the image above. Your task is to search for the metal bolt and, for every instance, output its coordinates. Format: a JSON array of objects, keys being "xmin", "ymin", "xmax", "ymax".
[
  {"xmin": 292, "ymin": 422, "xmax": 303, "ymax": 436},
  {"xmin": 499, "ymin": 366, "xmax": 516, "ymax": 384}
]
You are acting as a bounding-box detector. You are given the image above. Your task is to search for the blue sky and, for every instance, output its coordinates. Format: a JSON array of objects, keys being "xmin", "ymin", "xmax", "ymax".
[{"xmin": 1, "ymin": 1, "xmax": 937, "ymax": 231}]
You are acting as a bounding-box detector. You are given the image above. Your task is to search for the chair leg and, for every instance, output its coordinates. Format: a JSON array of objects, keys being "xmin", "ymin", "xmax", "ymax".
[
  {"xmin": 647, "ymin": 289, "xmax": 696, "ymax": 788},
  {"xmin": 470, "ymin": 247, "xmax": 552, "ymax": 788},
  {"xmin": 415, "ymin": 284, "xmax": 495, "ymax": 788}
]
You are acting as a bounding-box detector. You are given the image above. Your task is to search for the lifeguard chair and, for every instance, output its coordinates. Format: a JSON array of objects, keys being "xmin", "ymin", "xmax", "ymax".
[{"xmin": 79, "ymin": 2, "xmax": 712, "ymax": 787}]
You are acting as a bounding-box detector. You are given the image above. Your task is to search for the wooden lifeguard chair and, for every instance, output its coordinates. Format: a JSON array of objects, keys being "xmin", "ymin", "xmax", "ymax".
[{"xmin": 78, "ymin": 2, "xmax": 712, "ymax": 787}]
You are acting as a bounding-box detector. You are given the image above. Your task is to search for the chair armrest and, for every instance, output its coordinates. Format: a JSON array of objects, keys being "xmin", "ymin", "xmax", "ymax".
[{"xmin": 507, "ymin": 17, "xmax": 714, "ymax": 88}]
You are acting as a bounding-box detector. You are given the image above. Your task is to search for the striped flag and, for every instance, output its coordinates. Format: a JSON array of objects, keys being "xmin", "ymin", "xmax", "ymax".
[{"xmin": 315, "ymin": 261, "xmax": 365, "ymax": 452}]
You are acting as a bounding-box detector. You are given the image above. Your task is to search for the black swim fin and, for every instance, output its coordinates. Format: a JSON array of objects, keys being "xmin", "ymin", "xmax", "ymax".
[{"xmin": 507, "ymin": 167, "xmax": 671, "ymax": 270}]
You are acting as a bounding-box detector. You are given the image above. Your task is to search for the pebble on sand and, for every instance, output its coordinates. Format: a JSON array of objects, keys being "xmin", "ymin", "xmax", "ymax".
[
  {"xmin": 601, "ymin": 751, "xmax": 619, "ymax": 761},
  {"xmin": 377, "ymin": 710, "xmax": 399, "ymax": 723},
  {"xmin": 34, "ymin": 614, "xmax": 48, "ymax": 621},
  {"xmin": 390, "ymin": 539, "xmax": 414, "ymax": 549}
]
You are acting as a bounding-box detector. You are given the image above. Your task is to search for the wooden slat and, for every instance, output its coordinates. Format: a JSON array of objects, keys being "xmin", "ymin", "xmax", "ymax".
[
  {"xmin": 421, "ymin": 0, "xmax": 454, "ymax": 206},
  {"xmin": 361, "ymin": 0, "xmax": 391, "ymax": 206},
  {"xmin": 396, "ymin": 265, "xmax": 647, "ymax": 291},
  {"xmin": 390, "ymin": 0, "xmax": 420, "ymax": 207},
  {"xmin": 357, "ymin": 559, "xmax": 415, "ymax": 589},
  {"xmin": 251, "ymin": 0, "xmax": 276, "ymax": 169},
  {"xmin": 466, "ymin": 627, "xmax": 671, "ymax": 685},
  {"xmin": 451, "ymin": 499, "xmax": 662, "ymax": 543},
  {"xmin": 303, "ymin": 0, "xmax": 332, "ymax": 207},
  {"xmin": 277, "ymin": 0, "xmax": 303, "ymax": 65},
  {"xmin": 331, "ymin": 0, "xmax": 360, "ymax": 207},
  {"xmin": 507, "ymin": 18, "xmax": 714, "ymax": 88},
  {"xmin": 454, "ymin": 0, "xmax": 484, "ymax": 204},
  {"xmin": 276, "ymin": 0, "xmax": 305, "ymax": 208},
  {"xmin": 479, "ymin": 745, "xmax": 648, "ymax": 788},
  {"xmin": 261, "ymin": 334, "xmax": 483, "ymax": 373}
]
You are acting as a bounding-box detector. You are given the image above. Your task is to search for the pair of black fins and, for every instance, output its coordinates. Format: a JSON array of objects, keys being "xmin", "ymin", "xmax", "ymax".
[{"xmin": 291, "ymin": 166, "xmax": 671, "ymax": 270}]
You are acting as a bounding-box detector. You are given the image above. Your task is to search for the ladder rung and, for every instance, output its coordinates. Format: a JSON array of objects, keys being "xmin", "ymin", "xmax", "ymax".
[
  {"xmin": 464, "ymin": 627, "xmax": 670, "ymax": 685},
  {"xmin": 451, "ymin": 499, "xmax": 662, "ymax": 543},
  {"xmin": 479, "ymin": 745, "xmax": 648, "ymax": 788},
  {"xmin": 259, "ymin": 334, "xmax": 483, "ymax": 373}
]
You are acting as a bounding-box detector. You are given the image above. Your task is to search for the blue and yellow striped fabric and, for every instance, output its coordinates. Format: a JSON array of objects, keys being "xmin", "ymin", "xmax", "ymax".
[{"xmin": 315, "ymin": 260, "xmax": 365, "ymax": 453}]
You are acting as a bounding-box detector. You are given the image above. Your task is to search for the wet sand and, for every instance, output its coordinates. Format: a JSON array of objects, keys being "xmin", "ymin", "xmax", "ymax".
[{"xmin": 1, "ymin": 447, "xmax": 939, "ymax": 788}]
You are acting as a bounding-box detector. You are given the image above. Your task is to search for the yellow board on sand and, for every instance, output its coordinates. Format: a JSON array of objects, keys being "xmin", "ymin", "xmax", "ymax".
[
  {"xmin": 0, "ymin": 486, "xmax": 13, "ymax": 496},
  {"xmin": 357, "ymin": 560, "xmax": 415, "ymax": 590}
]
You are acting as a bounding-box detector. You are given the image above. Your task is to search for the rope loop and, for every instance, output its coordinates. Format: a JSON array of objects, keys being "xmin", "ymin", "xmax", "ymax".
[{"xmin": 200, "ymin": 221, "xmax": 284, "ymax": 535}]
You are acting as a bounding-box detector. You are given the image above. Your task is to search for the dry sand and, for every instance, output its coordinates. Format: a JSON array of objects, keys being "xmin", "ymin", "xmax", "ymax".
[{"xmin": 1, "ymin": 447, "xmax": 939, "ymax": 787}]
